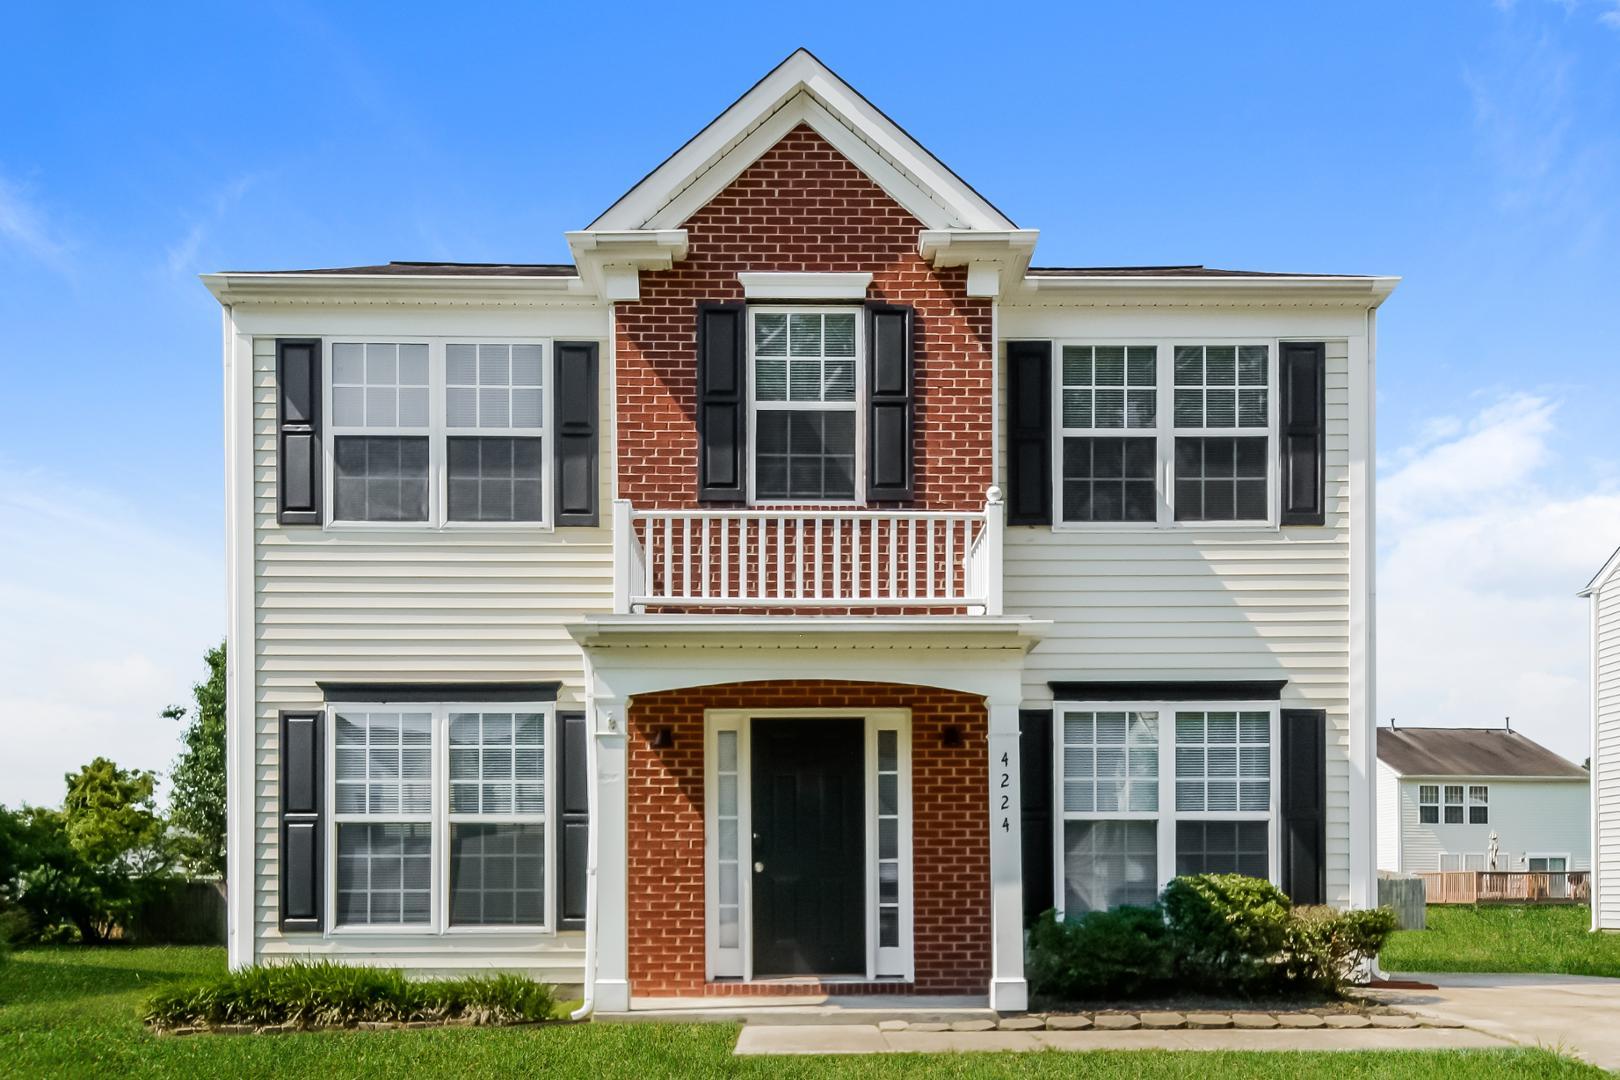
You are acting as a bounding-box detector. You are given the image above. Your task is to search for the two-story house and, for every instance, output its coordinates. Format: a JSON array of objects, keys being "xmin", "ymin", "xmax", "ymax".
[{"xmin": 205, "ymin": 50, "xmax": 1394, "ymax": 1014}]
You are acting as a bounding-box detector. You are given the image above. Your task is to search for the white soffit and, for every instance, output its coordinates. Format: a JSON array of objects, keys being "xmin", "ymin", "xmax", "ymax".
[
  {"xmin": 587, "ymin": 49, "xmax": 1015, "ymax": 234},
  {"xmin": 738, "ymin": 272, "xmax": 873, "ymax": 300}
]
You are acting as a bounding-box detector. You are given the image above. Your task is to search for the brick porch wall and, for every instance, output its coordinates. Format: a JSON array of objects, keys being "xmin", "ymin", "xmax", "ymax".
[
  {"xmin": 625, "ymin": 680, "xmax": 990, "ymax": 997},
  {"xmin": 614, "ymin": 123, "xmax": 994, "ymax": 513}
]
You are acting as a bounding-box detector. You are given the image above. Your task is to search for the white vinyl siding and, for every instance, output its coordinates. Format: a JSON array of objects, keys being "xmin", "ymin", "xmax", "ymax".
[
  {"xmin": 1394, "ymin": 776, "xmax": 1590, "ymax": 875},
  {"xmin": 1592, "ymin": 577, "xmax": 1620, "ymax": 927},
  {"xmin": 1376, "ymin": 761, "xmax": 1401, "ymax": 871},
  {"xmin": 1003, "ymin": 315, "xmax": 1358, "ymax": 906},
  {"xmin": 246, "ymin": 329, "xmax": 609, "ymax": 979}
]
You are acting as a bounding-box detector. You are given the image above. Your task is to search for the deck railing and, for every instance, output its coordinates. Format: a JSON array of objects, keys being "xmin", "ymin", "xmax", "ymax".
[
  {"xmin": 611, "ymin": 489, "xmax": 1004, "ymax": 615},
  {"xmin": 1417, "ymin": 870, "xmax": 1590, "ymax": 905}
]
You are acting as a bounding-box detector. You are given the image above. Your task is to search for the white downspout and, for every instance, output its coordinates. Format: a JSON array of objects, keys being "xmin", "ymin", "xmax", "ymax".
[{"xmin": 570, "ymin": 686, "xmax": 601, "ymax": 1020}]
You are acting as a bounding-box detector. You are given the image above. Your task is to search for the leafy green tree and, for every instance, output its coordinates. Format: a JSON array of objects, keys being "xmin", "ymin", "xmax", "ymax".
[
  {"xmin": 167, "ymin": 641, "xmax": 227, "ymax": 879},
  {"xmin": 0, "ymin": 804, "xmax": 107, "ymax": 942}
]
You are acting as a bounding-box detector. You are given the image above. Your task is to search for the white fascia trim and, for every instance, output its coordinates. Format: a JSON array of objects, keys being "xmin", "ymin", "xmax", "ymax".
[
  {"xmin": 589, "ymin": 50, "xmax": 1014, "ymax": 233},
  {"xmin": 1584, "ymin": 545, "xmax": 1620, "ymax": 594},
  {"xmin": 567, "ymin": 615, "xmax": 1049, "ymax": 648},
  {"xmin": 200, "ymin": 272, "xmax": 592, "ymax": 307},
  {"xmin": 1018, "ymin": 275, "xmax": 1402, "ymax": 308},
  {"xmin": 563, "ymin": 230, "xmax": 690, "ymax": 303},
  {"xmin": 919, "ymin": 230, "xmax": 1040, "ymax": 299},
  {"xmin": 738, "ymin": 272, "xmax": 872, "ymax": 300}
]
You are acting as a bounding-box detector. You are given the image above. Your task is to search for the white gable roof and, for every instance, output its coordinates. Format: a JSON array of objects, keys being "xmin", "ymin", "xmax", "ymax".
[{"xmin": 587, "ymin": 49, "xmax": 1016, "ymax": 233}]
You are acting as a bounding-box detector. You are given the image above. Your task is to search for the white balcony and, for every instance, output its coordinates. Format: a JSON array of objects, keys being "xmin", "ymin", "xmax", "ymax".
[{"xmin": 611, "ymin": 490, "xmax": 1004, "ymax": 616}]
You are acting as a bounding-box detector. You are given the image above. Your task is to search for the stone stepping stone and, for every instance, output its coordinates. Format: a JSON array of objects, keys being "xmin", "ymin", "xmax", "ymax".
[
  {"xmin": 1368, "ymin": 1014, "xmax": 1419, "ymax": 1029},
  {"xmin": 998, "ymin": 1016, "xmax": 1045, "ymax": 1031},
  {"xmin": 1232, "ymin": 1013, "xmax": 1279, "ymax": 1029},
  {"xmin": 1323, "ymin": 1014, "xmax": 1372, "ymax": 1028},
  {"xmin": 1276, "ymin": 1013, "xmax": 1326, "ymax": 1028},
  {"xmin": 1185, "ymin": 1012, "xmax": 1233, "ymax": 1029},
  {"xmin": 1046, "ymin": 1015, "xmax": 1093, "ymax": 1030},
  {"xmin": 1093, "ymin": 1014, "xmax": 1141, "ymax": 1030},
  {"xmin": 950, "ymin": 1020, "xmax": 997, "ymax": 1033},
  {"xmin": 1138, "ymin": 1012, "xmax": 1187, "ymax": 1029}
]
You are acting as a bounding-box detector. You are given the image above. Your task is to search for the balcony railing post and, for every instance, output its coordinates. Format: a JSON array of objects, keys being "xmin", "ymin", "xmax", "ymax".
[
  {"xmin": 982, "ymin": 486, "xmax": 1004, "ymax": 616},
  {"xmin": 611, "ymin": 499, "xmax": 634, "ymax": 614}
]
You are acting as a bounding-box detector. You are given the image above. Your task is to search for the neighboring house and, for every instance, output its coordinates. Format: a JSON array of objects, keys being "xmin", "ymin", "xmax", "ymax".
[
  {"xmin": 205, "ymin": 50, "xmax": 1394, "ymax": 1012},
  {"xmin": 1376, "ymin": 725, "xmax": 1589, "ymax": 876},
  {"xmin": 1587, "ymin": 546, "xmax": 1620, "ymax": 929}
]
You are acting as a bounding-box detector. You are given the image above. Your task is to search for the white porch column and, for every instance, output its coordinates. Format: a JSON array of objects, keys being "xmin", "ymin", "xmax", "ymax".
[
  {"xmin": 987, "ymin": 701, "xmax": 1027, "ymax": 1011},
  {"xmin": 591, "ymin": 695, "xmax": 631, "ymax": 1012}
]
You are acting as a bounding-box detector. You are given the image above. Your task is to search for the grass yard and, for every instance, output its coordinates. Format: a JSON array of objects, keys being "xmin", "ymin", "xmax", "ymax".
[
  {"xmin": 0, "ymin": 946, "xmax": 1600, "ymax": 1079},
  {"xmin": 1382, "ymin": 905, "xmax": 1620, "ymax": 977}
]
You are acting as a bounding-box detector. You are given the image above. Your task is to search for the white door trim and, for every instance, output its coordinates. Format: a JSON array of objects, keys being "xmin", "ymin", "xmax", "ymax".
[{"xmin": 703, "ymin": 707, "xmax": 913, "ymax": 983}]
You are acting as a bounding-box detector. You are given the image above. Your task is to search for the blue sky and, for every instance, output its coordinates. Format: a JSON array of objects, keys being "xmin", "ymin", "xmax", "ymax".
[{"xmin": 2, "ymin": 1, "xmax": 1618, "ymax": 804}]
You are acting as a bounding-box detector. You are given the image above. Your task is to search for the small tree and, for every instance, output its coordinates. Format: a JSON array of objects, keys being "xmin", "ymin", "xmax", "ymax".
[
  {"xmin": 60, "ymin": 758, "xmax": 171, "ymax": 940},
  {"xmin": 167, "ymin": 641, "xmax": 228, "ymax": 879}
]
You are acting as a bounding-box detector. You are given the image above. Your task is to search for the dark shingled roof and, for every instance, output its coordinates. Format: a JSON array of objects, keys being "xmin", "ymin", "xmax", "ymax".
[
  {"xmin": 1025, "ymin": 265, "xmax": 1373, "ymax": 278},
  {"xmin": 230, "ymin": 261, "xmax": 578, "ymax": 277},
  {"xmin": 1376, "ymin": 727, "xmax": 1587, "ymax": 779}
]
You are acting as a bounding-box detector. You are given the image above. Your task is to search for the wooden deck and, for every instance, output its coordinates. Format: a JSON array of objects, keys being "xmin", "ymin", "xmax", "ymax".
[{"xmin": 1417, "ymin": 870, "xmax": 1590, "ymax": 905}]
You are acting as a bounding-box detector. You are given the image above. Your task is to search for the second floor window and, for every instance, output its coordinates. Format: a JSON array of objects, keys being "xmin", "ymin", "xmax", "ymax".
[
  {"xmin": 329, "ymin": 340, "xmax": 547, "ymax": 525},
  {"xmin": 749, "ymin": 309, "xmax": 860, "ymax": 501}
]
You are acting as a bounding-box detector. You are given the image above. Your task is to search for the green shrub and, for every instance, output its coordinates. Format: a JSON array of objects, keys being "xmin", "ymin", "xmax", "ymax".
[
  {"xmin": 1027, "ymin": 906, "xmax": 1171, "ymax": 1001},
  {"xmin": 1280, "ymin": 905, "xmax": 1398, "ymax": 993},
  {"xmin": 1163, "ymin": 874, "xmax": 1293, "ymax": 992},
  {"xmin": 143, "ymin": 961, "xmax": 556, "ymax": 1029}
]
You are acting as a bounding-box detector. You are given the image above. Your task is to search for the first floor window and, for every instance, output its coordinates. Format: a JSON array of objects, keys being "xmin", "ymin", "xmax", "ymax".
[
  {"xmin": 1058, "ymin": 702, "xmax": 1277, "ymax": 916},
  {"xmin": 1528, "ymin": 856, "xmax": 1567, "ymax": 872},
  {"xmin": 751, "ymin": 309, "xmax": 859, "ymax": 501},
  {"xmin": 331, "ymin": 703, "xmax": 550, "ymax": 931},
  {"xmin": 1419, "ymin": 785, "xmax": 1440, "ymax": 824}
]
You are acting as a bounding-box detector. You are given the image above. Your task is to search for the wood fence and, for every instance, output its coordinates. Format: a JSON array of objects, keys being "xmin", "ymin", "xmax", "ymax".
[{"xmin": 1417, "ymin": 870, "xmax": 1589, "ymax": 905}]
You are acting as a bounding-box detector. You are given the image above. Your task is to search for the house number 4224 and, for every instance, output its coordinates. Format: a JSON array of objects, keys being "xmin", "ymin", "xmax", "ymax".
[{"xmin": 997, "ymin": 751, "xmax": 1013, "ymax": 833}]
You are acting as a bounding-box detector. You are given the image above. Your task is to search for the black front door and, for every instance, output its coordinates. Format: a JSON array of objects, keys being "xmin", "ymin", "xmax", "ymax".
[{"xmin": 750, "ymin": 717, "xmax": 865, "ymax": 976}]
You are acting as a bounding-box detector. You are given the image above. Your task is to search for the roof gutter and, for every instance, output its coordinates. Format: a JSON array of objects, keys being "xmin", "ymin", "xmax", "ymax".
[{"xmin": 1018, "ymin": 274, "xmax": 1401, "ymax": 307}]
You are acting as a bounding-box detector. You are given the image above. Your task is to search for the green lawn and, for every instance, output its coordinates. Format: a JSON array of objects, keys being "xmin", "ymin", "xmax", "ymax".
[
  {"xmin": 0, "ymin": 946, "xmax": 1600, "ymax": 1079},
  {"xmin": 1382, "ymin": 905, "xmax": 1620, "ymax": 977}
]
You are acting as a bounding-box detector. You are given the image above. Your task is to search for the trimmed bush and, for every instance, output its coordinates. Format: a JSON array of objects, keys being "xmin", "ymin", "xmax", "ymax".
[
  {"xmin": 143, "ymin": 961, "xmax": 556, "ymax": 1030},
  {"xmin": 1026, "ymin": 905, "xmax": 1171, "ymax": 1000},
  {"xmin": 1280, "ymin": 905, "xmax": 1398, "ymax": 992},
  {"xmin": 1163, "ymin": 874, "xmax": 1293, "ymax": 992}
]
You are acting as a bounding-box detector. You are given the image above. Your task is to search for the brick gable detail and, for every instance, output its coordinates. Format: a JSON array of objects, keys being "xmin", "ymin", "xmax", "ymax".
[
  {"xmin": 626, "ymin": 680, "xmax": 991, "ymax": 997},
  {"xmin": 615, "ymin": 124, "xmax": 993, "ymax": 511}
]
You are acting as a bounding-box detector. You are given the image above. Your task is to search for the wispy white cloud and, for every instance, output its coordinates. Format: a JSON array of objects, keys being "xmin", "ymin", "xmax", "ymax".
[
  {"xmin": 0, "ymin": 171, "xmax": 72, "ymax": 273},
  {"xmin": 1378, "ymin": 394, "xmax": 1620, "ymax": 765},
  {"xmin": 0, "ymin": 465, "xmax": 221, "ymax": 807},
  {"xmin": 166, "ymin": 174, "xmax": 256, "ymax": 276}
]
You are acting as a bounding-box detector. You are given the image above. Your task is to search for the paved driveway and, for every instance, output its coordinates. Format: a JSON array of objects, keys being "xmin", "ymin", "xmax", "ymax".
[{"xmin": 1370, "ymin": 972, "xmax": 1620, "ymax": 1071}]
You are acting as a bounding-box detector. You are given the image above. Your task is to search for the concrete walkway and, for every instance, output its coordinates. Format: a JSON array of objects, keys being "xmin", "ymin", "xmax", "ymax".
[
  {"xmin": 735, "ymin": 1025, "xmax": 1509, "ymax": 1055},
  {"xmin": 1369, "ymin": 971, "xmax": 1620, "ymax": 1072}
]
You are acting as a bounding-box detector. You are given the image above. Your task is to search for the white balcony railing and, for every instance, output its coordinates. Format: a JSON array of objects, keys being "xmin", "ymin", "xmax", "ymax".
[{"xmin": 611, "ymin": 489, "xmax": 1003, "ymax": 615}]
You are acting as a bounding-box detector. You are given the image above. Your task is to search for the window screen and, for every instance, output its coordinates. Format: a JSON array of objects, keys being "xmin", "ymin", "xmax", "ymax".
[
  {"xmin": 334, "ymin": 436, "xmax": 430, "ymax": 522},
  {"xmin": 337, "ymin": 823, "xmax": 432, "ymax": 926},
  {"xmin": 449, "ymin": 823, "xmax": 546, "ymax": 926},
  {"xmin": 1062, "ymin": 437, "xmax": 1156, "ymax": 523},
  {"xmin": 1176, "ymin": 820, "xmax": 1269, "ymax": 877},
  {"xmin": 1063, "ymin": 820, "xmax": 1158, "ymax": 913},
  {"xmin": 1468, "ymin": 785, "xmax": 1488, "ymax": 825},
  {"xmin": 752, "ymin": 311, "xmax": 858, "ymax": 500},
  {"xmin": 1173, "ymin": 437, "xmax": 1267, "ymax": 522},
  {"xmin": 1062, "ymin": 711, "xmax": 1159, "ymax": 813},
  {"xmin": 1419, "ymin": 784, "xmax": 1439, "ymax": 824},
  {"xmin": 447, "ymin": 437, "xmax": 543, "ymax": 522},
  {"xmin": 1444, "ymin": 785, "xmax": 1465, "ymax": 824},
  {"xmin": 447, "ymin": 711, "xmax": 545, "ymax": 927}
]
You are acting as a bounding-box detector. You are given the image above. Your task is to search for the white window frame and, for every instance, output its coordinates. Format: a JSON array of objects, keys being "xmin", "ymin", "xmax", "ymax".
[
  {"xmin": 1443, "ymin": 784, "xmax": 1466, "ymax": 825},
  {"xmin": 1467, "ymin": 783, "xmax": 1489, "ymax": 825},
  {"xmin": 322, "ymin": 337, "xmax": 554, "ymax": 531},
  {"xmin": 703, "ymin": 708, "xmax": 913, "ymax": 982},
  {"xmin": 745, "ymin": 306, "xmax": 866, "ymax": 506},
  {"xmin": 1526, "ymin": 853, "xmax": 1570, "ymax": 872},
  {"xmin": 1048, "ymin": 338, "xmax": 1280, "ymax": 532},
  {"xmin": 1051, "ymin": 701, "xmax": 1281, "ymax": 919},
  {"xmin": 324, "ymin": 701, "xmax": 556, "ymax": 937}
]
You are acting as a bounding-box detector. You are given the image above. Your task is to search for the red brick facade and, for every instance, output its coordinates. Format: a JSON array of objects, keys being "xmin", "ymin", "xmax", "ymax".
[
  {"xmin": 625, "ymin": 680, "xmax": 991, "ymax": 997},
  {"xmin": 615, "ymin": 123, "xmax": 994, "ymax": 512}
]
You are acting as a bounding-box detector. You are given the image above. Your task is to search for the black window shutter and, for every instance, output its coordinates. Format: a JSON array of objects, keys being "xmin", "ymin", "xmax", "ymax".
[
  {"xmin": 1279, "ymin": 342, "xmax": 1326, "ymax": 526},
  {"xmin": 556, "ymin": 711, "xmax": 589, "ymax": 931},
  {"xmin": 553, "ymin": 342, "xmax": 599, "ymax": 527},
  {"xmin": 279, "ymin": 710, "xmax": 323, "ymax": 932},
  {"xmin": 1006, "ymin": 341, "xmax": 1052, "ymax": 525},
  {"xmin": 1280, "ymin": 708, "xmax": 1327, "ymax": 905},
  {"xmin": 277, "ymin": 339, "xmax": 322, "ymax": 525},
  {"xmin": 696, "ymin": 303, "xmax": 746, "ymax": 501},
  {"xmin": 866, "ymin": 303, "xmax": 915, "ymax": 501},
  {"xmin": 1019, "ymin": 709, "xmax": 1054, "ymax": 924}
]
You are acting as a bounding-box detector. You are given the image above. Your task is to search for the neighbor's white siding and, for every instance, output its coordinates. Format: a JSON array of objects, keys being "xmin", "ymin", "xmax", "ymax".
[
  {"xmin": 1394, "ymin": 777, "xmax": 1590, "ymax": 875},
  {"xmin": 240, "ymin": 314, "xmax": 610, "ymax": 980},
  {"xmin": 1377, "ymin": 761, "xmax": 1400, "ymax": 872},
  {"xmin": 999, "ymin": 306, "xmax": 1365, "ymax": 906},
  {"xmin": 1595, "ymin": 573, "xmax": 1620, "ymax": 928}
]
